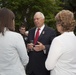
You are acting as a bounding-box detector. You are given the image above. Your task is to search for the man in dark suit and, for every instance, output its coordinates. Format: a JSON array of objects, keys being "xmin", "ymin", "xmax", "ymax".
[
  {"xmin": 26, "ymin": 12, "xmax": 56, "ymax": 75},
  {"xmin": 19, "ymin": 25, "xmax": 28, "ymax": 46}
]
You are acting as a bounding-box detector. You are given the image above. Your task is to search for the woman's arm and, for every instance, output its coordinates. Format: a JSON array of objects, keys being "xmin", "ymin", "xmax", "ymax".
[{"xmin": 45, "ymin": 38, "xmax": 62, "ymax": 70}]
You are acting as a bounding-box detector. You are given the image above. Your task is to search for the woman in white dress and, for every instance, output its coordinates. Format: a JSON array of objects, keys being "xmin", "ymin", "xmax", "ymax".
[
  {"xmin": 45, "ymin": 10, "xmax": 76, "ymax": 75},
  {"xmin": 0, "ymin": 8, "xmax": 29, "ymax": 75}
]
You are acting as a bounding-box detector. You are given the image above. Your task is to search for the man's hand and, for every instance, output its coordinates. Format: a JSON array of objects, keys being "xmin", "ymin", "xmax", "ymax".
[
  {"xmin": 27, "ymin": 43, "xmax": 34, "ymax": 51},
  {"xmin": 33, "ymin": 41, "xmax": 45, "ymax": 51}
]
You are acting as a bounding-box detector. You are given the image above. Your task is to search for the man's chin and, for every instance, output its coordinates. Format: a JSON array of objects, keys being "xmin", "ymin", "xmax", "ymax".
[{"xmin": 35, "ymin": 25, "xmax": 41, "ymax": 27}]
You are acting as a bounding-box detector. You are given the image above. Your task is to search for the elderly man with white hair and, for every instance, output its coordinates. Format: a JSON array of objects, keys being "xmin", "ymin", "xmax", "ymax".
[{"xmin": 26, "ymin": 12, "xmax": 56, "ymax": 75}]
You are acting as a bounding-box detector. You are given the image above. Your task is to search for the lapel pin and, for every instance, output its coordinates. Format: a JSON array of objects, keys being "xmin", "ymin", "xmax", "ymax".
[{"xmin": 42, "ymin": 31, "xmax": 45, "ymax": 34}]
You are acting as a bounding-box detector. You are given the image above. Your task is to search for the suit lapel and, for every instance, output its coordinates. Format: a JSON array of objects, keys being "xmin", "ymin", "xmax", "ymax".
[
  {"xmin": 38, "ymin": 25, "xmax": 47, "ymax": 41},
  {"xmin": 31, "ymin": 28, "xmax": 36, "ymax": 41}
]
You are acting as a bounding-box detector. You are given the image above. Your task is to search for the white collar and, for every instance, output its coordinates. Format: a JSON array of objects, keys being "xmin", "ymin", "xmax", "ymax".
[
  {"xmin": 37, "ymin": 24, "xmax": 45, "ymax": 30},
  {"xmin": 35, "ymin": 24, "xmax": 45, "ymax": 36}
]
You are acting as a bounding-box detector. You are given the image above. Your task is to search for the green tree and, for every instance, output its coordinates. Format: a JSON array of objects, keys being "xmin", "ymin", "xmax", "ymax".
[
  {"xmin": 61, "ymin": 0, "xmax": 76, "ymax": 17},
  {"xmin": 0, "ymin": 0, "xmax": 62, "ymax": 31}
]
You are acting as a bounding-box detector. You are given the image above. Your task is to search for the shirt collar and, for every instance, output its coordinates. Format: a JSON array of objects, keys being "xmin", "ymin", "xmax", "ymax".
[
  {"xmin": 35, "ymin": 24, "xmax": 45, "ymax": 36},
  {"xmin": 36, "ymin": 24, "xmax": 45, "ymax": 30}
]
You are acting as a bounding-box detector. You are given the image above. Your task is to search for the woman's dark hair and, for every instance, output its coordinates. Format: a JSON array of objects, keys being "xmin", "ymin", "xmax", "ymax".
[{"xmin": 0, "ymin": 7, "xmax": 15, "ymax": 35}]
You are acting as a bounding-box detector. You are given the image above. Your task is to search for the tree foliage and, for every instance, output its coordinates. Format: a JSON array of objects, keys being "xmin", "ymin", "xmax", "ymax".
[
  {"xmin": 0, "ymin": 0, "xmax": 62, "ymax": 31},
  {"xmin": 61, "ymin": 0, "xmax": 76, "ymax": 18}
]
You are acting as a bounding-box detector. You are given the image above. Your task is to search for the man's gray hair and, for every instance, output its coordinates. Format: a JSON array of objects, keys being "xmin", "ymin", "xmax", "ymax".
[{"xmin": 34, "ymin": 12, "xmax": 45, "ymax": 19}]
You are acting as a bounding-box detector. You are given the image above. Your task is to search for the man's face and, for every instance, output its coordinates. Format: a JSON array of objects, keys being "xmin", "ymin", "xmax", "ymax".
[
  {"xmin": 19, "ymin": 27, "xmax": 26, "ymax": 34},
  {"xmin": 34, "ymin": 14, "xmax": 44, "ymax": 28}
]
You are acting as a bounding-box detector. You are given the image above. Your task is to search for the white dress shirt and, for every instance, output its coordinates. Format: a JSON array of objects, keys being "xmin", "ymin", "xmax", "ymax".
[
  {"xmin": 0, "ymin": 29, "xmax": 29, "ymax": 75},
  {"xmin": 45, "ymin": 32, "xmax": 76, "ymax": 75},
  {"xmin": 34, "ymin": 24, "xmax": 45, "ymax": 37}
]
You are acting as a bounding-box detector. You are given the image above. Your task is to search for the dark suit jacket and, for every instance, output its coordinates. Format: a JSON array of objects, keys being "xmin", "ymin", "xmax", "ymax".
[{"xmin": 26, "ymin": 25, "xmax": 56, "ymax": 75}]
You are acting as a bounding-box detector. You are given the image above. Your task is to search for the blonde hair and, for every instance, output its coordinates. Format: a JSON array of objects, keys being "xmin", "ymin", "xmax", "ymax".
[{"xmin": 55, "ymin": 10, "xmax": 76, "ymax": 31}]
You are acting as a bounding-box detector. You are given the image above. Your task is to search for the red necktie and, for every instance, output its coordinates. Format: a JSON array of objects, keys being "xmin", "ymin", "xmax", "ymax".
[{"xmin": 34, "ymin": 28, "xmax": 40, "ymax": 45}]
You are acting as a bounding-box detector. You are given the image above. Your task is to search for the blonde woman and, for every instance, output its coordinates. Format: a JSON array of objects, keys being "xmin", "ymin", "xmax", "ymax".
[{"xmin": 45, "ymin": 10, "xmax": 76, "ymax": 75}]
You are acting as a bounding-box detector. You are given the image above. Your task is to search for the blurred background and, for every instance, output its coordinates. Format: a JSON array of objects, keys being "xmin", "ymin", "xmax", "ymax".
[{"xmin": 0, "ymin": 0, "xmax": 76, "ymax": 33}]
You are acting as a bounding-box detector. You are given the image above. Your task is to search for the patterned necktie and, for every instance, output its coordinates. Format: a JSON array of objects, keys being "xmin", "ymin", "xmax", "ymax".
[{"xmin": 34, "ymin": 28, "xmax": 40, "ymax": 45}]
